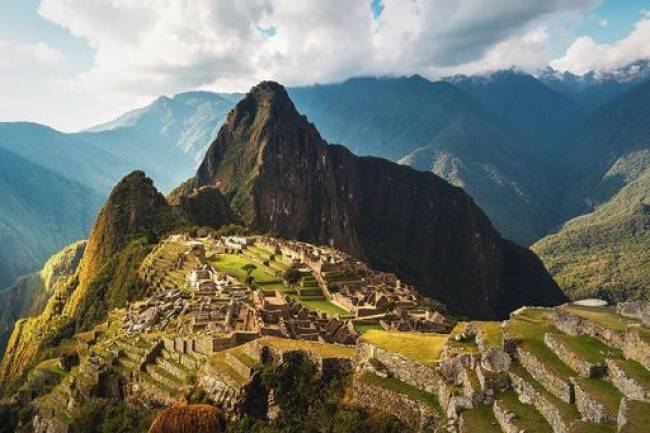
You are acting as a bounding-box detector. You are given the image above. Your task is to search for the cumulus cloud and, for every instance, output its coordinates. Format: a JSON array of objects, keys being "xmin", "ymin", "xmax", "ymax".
[
  {"xmin": 551, "ymin": 11, "xmax": 650, "ymax": 75},
  {"xmin": 36, "ymin": 0, "xmax": 598, "ymax": 105}
]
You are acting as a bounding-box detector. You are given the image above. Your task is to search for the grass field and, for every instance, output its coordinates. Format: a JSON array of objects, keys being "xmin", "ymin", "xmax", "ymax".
[
  {"xmin": 210, "ymin": 254, "xmax": 286, "ymax": 291},
  {"xmin": 552, "ymin": 334, "xmax": 622, "ymax": 364},
  {"xmin": 361, "ymin": 330, "xmax": 447, "ymax": 364},
  {"xmin": 354, "ymin": 323, "xmax": 384, "ymax": 334},
  {"xmin": 295, "ymin": 297, "xmax": 349, "ymax": 316}
]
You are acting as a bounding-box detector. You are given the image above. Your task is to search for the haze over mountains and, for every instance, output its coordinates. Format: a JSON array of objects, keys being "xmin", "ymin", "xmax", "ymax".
[{"xmin": 2, "ymin": 62, "xmax": 650, "ymax": 304}]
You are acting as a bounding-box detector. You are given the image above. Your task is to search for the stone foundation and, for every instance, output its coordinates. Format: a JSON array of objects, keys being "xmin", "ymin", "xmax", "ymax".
[{"xmin": 553, "ymin": 310, "xmax": 626, "ymax": 350}]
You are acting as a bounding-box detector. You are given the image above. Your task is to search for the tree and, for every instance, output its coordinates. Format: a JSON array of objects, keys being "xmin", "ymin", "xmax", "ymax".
[{"xmin": 242, "ymin": 263, "xmax": 257, "ymax": 287}]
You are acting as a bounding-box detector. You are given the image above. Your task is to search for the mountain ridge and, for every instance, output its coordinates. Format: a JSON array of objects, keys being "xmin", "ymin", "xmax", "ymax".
[{"xmin": 189, "ymin": 81, "xmax": 565, "ymax": 319}]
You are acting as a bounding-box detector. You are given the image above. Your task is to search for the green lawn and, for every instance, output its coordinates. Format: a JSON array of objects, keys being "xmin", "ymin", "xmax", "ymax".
[
  {"xmin": 359, "ymin": 373, "xmax": 440, "ymax": 411},
  {"xmin": 473, "ymin": 321, "xmax": 503, "ymax": 348},
  {"xmin": 294, "ymin": 297, "xmax": 349, "ymax": 316},
  {"xmin": 354, "ymin": 323, "xmax": 384, "ymax": 334},
  {"xmin": 361, "ymin": 330, "xmax": 448, "ymax": 364},
  {"xmin": 560, "ymin": 305, "xmax": 637, "ymax": 332},
  {"xmin": 210, "ymin": 254, "xmax": 286, "ymax": 290}
]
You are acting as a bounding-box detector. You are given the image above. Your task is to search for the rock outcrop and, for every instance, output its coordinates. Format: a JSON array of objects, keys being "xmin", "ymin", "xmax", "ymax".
[{"xmin": 189, "ymin": 81, "xmax": 564, "ymax": 319}]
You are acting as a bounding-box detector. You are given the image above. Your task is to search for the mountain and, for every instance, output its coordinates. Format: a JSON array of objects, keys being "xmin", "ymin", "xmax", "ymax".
[
  {"xmin": 79, "ymin": 91, "xmax": 243, "ymax": 192},
  {"xmin": 0, "ymin": 171, "xmax": 184, "ymax": 392},
  {"xmin": 0, "ymin": 93, "xmax": 239, "ymax": 287},
  {"xmin": 0, "ymin": 241, "xmax": 86, "ymax": 355},
  {"xmin": 190, "ymin": 81, "xmax": 565, "ymax": 319},
  {"xmin": 0, "ymin": 146, "xmax": 101, "ymax": 288},
  {"xmin": 533, "ymin": 78, "xmax": 650, "ymax": 301},
  {"xmin": 289, "ymin": 76, "xmax": 558, "ymax": 244},
  {"xmin": 448, "ymin": 70, "xmax": 586, "ymax": 162},
  {"xmin": 540, "ymin": 61, "xmax": 650, "ymax": 110}
]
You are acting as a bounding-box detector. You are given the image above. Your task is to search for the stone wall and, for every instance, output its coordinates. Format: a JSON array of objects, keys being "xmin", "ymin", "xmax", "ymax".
[
  {"xmin": 492, "ymin": 399, "xmax": 519, "ymax": 433},
  {"xmin": 553, "ymin": 310, "xmax": 626, "ymax": 350},
  {"xmin": 606, "ymin": 359, "xmax": 650, "ymax": 402},
  {"xmin": 617, "ymin": 398, "xmax": 650, "ymax": 433},
  {"xmin": 509, "ymin": 369, "xmax": 574, "ymax": 433},
  {"xmin": 352, "ymin": 379, "xmax": 439, "ymax": 432},
  {"xmin": 623, "ymin": 325, "xmax": 650, "ymax": 370},
  {"xmin": 544, "ymin": 333, "xmax": 606, "ymax": 377},
  {"xmin": 571, "ymin": 378, "xmax": 616, "ymax": 423},
  {"xmin": 617, "ymin": 301, "xmax": 650, "ymax": 326},
  {"xmin": 516, "ymin": 347, "xmax": 574, "ymax": 403},
  {"xmin": 356, "ymin": 341, "xmax": 439, "ymax": 393}
]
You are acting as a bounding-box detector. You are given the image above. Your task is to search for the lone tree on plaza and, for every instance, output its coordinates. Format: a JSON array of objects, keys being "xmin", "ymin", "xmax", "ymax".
[{"xmin": 241, "ymin": 263, "xmax": 257, "ymax": 286}]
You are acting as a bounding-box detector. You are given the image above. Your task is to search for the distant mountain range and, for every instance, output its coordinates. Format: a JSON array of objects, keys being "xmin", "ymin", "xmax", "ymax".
[{"xmin": 2, "ymin": 61, "xmax": 650, "ymax": 302}]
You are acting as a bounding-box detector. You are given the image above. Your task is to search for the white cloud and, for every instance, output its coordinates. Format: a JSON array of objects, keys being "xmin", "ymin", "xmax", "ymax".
[
  {"xmin": 551, "ymin": 12, "xmax": 650, "ymax": 75},
  {"xmin": 0, "ymin": 39, "xmax": 63, "ymax": 69},
  {"xmin": 35, "ymin": 0, "xmax": 600, "ymax": 107}
]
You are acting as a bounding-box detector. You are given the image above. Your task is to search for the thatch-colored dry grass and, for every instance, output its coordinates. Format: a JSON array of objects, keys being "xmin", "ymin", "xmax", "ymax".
[{"xmin": 148, "ymin": 404, "xmax": 226, "ymax": 433}]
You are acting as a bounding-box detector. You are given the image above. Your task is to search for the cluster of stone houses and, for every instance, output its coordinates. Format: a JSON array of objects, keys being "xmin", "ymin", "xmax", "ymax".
[{"xmin": 129, "ymin": 234, "xmax": 450, "ymax": 356}]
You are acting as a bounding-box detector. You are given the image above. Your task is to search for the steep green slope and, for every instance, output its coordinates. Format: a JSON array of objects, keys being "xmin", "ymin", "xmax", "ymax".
[
  {"xmin": 534, "ymin": 79, "xmax": 650, "ymax": 301},
  {"xmin": 0, "ymin": 172, "xmax": 183, "ymax": 393},
  {"xmin": 0, "ymin": 241, "xmax": 86, "ymax": 355},
  {"xmin": 0, "ymin": 147, "xmax": 101, "ymax": 287}
]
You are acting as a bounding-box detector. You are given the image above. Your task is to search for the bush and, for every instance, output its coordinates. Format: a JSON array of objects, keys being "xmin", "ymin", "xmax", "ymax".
[{"xmin": 283, "ymin": 268, "xmax": 302, "ymax": 285}]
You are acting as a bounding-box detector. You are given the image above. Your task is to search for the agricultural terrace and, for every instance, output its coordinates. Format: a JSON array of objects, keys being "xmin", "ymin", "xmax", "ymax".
[{"xmin": 361, "ymin": 330, "xmax": 447, "ymax": 364}]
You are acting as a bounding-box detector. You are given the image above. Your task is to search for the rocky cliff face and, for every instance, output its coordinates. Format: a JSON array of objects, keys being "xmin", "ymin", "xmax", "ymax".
[{"xmin": 192, "ymin": 81, "xmax": 565, "ymax": 319}]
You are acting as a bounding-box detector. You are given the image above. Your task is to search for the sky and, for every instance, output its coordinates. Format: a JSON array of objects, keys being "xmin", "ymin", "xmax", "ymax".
[{"xmin": 1, "ymin": 0, "xmax": 649, "ymax": 132}]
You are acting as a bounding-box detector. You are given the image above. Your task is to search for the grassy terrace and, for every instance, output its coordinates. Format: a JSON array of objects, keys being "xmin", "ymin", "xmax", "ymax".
[
  {"xmin": 569, "ymin": 422, "xmax": 617, "ymax": 433},
  {"xmin": 509, "ymin": 309, "xmax": 577, "ymax": 380},
  {"xmin": 353, "ymin": 323, "xmax": 384, "ymax": 334},
  {"xmin": 459, "ymin": 405, "xmax": 501, "ymax": 433},
  {"xmin": 474, "ymin": 321, "xmax": 503, "ymax": 347},
  {"xmin": 619, "ymin": 400, "xmax": 650, "ymax": 433},
  {"xmin": 510, "ymin": 362, "xmax": 580, "ymax": 423},
  {"xmin": 211, "ymin": 253, "xmax": 348, "ymax": 315},
  {"xmin": 552, "ymin": 334, "xmax": 623, "ymax": 364},
  {"xmin": 610, "ymin": 358, "xmax": 650, "ymax": 389},
  {"xmin": 361, "ymin": 330, "xmax": 447, "ymax": 364},
  {"xmin": 498, "ymin": 390, "xmax": 553, "ymax": 433},
  {"xmin": 296, "ymin": 297, "xmax": 348, "ymax": 315},
  {"xmin": 359, "ymin": 373, "xmax": 440, "ymax": 411},
  {"xmin": 210, "ymin": 254, "xmax": 285, "ymax": 290},
  {"xmin": 573, "ymin": 377, "xmax": 622, "ymax": 416},
  {"xmin": 446, "ymin": 322, "xmax": 479, "ymax": 354},
  {"xmin": 259, "ymin": 336, "xmax": 357, "ymax": 359},
  {"xmin": 559, "ymin": 304, "xmax": 638, "ymax": 332}
]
